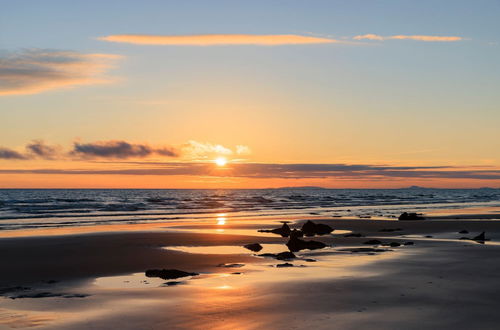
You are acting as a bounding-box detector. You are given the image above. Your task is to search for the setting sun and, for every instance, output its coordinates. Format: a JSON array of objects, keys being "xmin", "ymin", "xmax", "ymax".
[{"xmin": 215, "ymin": 157, "xmax": 227, "ymax": 166}]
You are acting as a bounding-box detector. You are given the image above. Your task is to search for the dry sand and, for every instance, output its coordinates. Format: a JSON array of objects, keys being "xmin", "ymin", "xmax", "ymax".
[{"xmin": 1, "ymin": 214, "xmax": 500, "ymax": 329}]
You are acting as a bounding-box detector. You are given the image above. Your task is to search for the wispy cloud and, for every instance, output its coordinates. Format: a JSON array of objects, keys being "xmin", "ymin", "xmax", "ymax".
[
  {"xmin": 0, "ymin": 49, "xmax": 121, "ymax": 96},
  {"xmin": 71, "ymin": 140, "xmax": 178, "ymax": 159},
  {"xmin": 353, "ymin": 34, "xmax": 463, "ymax": 42},
  {"xmin": 98, "ymin": 34, "xmax": 338, "ymax": 46}
]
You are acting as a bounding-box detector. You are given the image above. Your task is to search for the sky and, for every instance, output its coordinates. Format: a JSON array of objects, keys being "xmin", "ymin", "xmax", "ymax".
[{"xmin": 1, "ymin": 0, "xmax": 499, "ymax": 188}]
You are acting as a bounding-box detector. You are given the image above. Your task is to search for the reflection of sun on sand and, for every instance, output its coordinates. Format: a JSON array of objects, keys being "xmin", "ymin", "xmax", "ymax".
[
  {"xmin": 2, "ymin": 216, "xmax": 500, "ymax": 329},
  {"xmin": 0, "ymin": 308, "xmax": 56, "ymax": 328}
]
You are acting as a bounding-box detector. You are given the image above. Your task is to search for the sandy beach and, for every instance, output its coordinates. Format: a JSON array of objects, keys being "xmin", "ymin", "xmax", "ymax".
[{"xmin": 1, "ymin": 209, "xmax": 500, "ymax": 330}]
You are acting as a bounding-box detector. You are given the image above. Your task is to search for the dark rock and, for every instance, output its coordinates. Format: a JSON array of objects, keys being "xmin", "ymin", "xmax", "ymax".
[
  {"xmin": 258, "ymin": 251, "xmax": 296, "ymax": 260},
  {"xmin": 276, "ymin": 263, "xmax": 294, "ymax": 268},
  {"xmin": 276, "ymin": 251, "xmax": 296, "ymax": 260},
  {"xmin": 301, "ymin": 220, "xmax": 333, "ymax": 236},
  {"xmin": 404, "ymin": 242, "xmax": 414, "ymax": 246},
  {"xmin": 286, "ymin": 236, "xmax": 327, "ymax": 252},
  {"xmin": 389, "ymin": 242, "xmax": 401, "ymax": 247},
  {"xmin": 344, "ymin": 233, "xmax": 364, "ymax": 237},
  {"xmin": 231, "ymin": 272, "xmax": 242, "ymax": 275},
  {"xmin": 243, "ymin": 243, "xmax": 263, "ymax": 252},
  {"xmin": 473, "ymin": 232, "xmax": 486, "ymax": 241},
  {"xmin": 162, "ymin": 281, "xmax": 183, "ymax": 286},
  {"xmin": 304, "ymin": 258, "xmax": 317, "ymax": 262},
  {"xmin": 290, "ymin": 229, "xmax": 304, "ymax": 239},
  {"xmin": 425, "ymin": 235, "xmax": 433, "ymax": 238},
  {"xmin": 258, "ymin": 223, "xmax": 291, "ymax": 237},
  {"xmin": 145, "ymin": 269, "xmax": 198, "ymax": 280},
  {"xmin": 459, "ymin": 230, "xmax": 469, "ymax": 234},
  {"xmin": 398, "ymin": 212, "xmax": 425, "ymax": 221},
  {"xmin": 363, "ymin": 239, "xmax": 382, "ymax": 245}
]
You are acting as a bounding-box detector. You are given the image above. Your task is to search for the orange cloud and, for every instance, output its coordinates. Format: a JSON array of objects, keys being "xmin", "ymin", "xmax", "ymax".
[
  {"xmin": 353, "ymin": 34, "xmax": 463, "ymax": 42},
  {"xmin": 0, "ymin": 49, "xmax": 121, "ymax": 96},
  {"xmin": 98, "ymin": 34, "xmax": 337, "ymax": 46}
]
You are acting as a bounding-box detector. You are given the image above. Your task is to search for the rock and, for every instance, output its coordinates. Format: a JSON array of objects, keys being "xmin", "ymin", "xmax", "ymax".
[
  {"xmin": 363, "ymin": 239, "xmax": 382, "ymax": 245},
  {"xmin": 389, "ymin": 242, "xmax": 401, "ymax": 247},
  {"xmin": 275, "ymin": 251, "xmax": 296, "ymax": 260},
  {"xmin": 379, "ymin": 228, "xmax": 402, "ymax": 232},
  {"xmin": 162, "ymin": 281, "xmax": 183, "ymax": 286},
  {"xmin": 425, "ymin": 235, "xmax": 433, "ymax": 238},
  {"xmin": 459, "ymin": 230, "xmax": 469, "ymax": 234},
  {"xmin": 398, "ymin": 212, "xmax": 425, "ymax": 221},
  {"xmin": 145, "ymin": 269, "xmax": 198, "ymax": 280},
  {"xmin": 290, "ymin": 229, "xmax": 304, "ymax": 239},
  {"xmin": 304, "ymin": 258, "xmax": 317, "ymax": 262},
  {"xmin": 258, "ymin": 251, "xmax": 296, "ymax": 260},
  {"xmin": 473, "ymin": 232, "xmax": 486, "ymax": 241},
  {"xmin": 301, "ymin": 220, "xmax": 333, "ymax": 236},
  {"xmin": 344, "ymin": 233, "xmax": 364, "ymax": 237},
  {"xmin": 258, "ymin": 223, "xmax": 291, "ymax": 237},
  {"xmin": 243, "ymin": 243, "xmax": 263, "ymax": 252},
  {"xmin": 276, "ymin": 263, "xmax": 294, "ymax": 268},
  {"xmin": 404, "ymin": 242, "xmax": 414, "ymax": 246},
  {"xmin": 286, "ymin": 236, "xmax": 327, "ymax": 252}
]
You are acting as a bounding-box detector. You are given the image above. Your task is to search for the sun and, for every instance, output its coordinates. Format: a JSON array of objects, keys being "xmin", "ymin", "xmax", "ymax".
[{"xmin": 215, "ymin": 157, "xmax": 227, "ymax": 166}]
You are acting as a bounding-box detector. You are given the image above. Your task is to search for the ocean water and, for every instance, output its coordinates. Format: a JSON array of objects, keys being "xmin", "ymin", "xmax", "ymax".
[{"xmin": 0, "ymin": 188, "xmax": 499, "ymax": 231}]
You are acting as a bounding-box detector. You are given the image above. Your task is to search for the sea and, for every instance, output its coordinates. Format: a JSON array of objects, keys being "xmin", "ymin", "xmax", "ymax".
[{"xmin": 0, "ymin": 188, "xmax": 499, "ymax": 231}]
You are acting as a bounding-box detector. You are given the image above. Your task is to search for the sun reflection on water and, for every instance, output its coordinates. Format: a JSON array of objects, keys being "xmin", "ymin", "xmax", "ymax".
[{"xmin": 216, "ymin": 213, "xmax": 227, "ymax": 225}]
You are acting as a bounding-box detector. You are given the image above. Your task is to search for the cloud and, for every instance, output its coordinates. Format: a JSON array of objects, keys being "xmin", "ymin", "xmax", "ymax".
[
  {"xmin": 0, "ymin": 49, "xmax": 121, "ymax": 96},
  {"xmin": 3, "ymin": 163, "xmax": 498, "ymax": 181},
  {"xmin": 236, "ymin": 145, "xmax": 251, "ymax": 155},
  {"xmin": 98, "ymin": 34, "xmax": 338, "ymax": 46},
  {"xmin": 25, "ymin": 140, "xmax": 60, "ymax": 159},
  {"xmin": 181, "ymin": 141, "xmax": 251, "ymax": 159},
  {"xmin": 353, "ymin": 34, "xmax": 463, "ymax": 42},
  {"xmin": 0, "ymin": 147, "xmax": 27, "ymax": 160},
  {"xmin": 71, "ymin": 140, "xmax": 179, "ymax": 159}
]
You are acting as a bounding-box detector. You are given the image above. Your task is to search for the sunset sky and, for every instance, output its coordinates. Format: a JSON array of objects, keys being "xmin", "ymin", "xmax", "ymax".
[{"xmin": 1, "ymin": 0, "xmax": 499, "ymax": 188}]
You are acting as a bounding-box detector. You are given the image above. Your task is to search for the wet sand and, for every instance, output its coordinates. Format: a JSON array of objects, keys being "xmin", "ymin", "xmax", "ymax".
[{"xmin": 1, "ymin": 213, "xmax": 500, "ymax": 329}]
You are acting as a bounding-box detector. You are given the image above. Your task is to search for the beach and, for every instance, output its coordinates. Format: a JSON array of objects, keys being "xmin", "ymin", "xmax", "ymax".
[{"xmin": 1, "ymin": 204, "xmax": 500, "ymax": 329}]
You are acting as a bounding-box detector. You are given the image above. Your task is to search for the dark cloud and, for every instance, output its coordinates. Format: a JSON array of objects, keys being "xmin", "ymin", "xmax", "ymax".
[
  {"xmin": 1, "ymin": 162, "xmax": 499, "ymax": 181},
  {"xmin": 71, "ymin": 140, "xmax": 179, "ymax": 159},
  {"xmin": 0, "ymin": 147, "xmax": 27, "ymax": 160},
  {"xmin": 155, "ymin": 147, "xmax": 179, "ymax": 157},
  {"xmin": 25, "ymin": 140, "xmax": 59, "ymax": 159}
]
